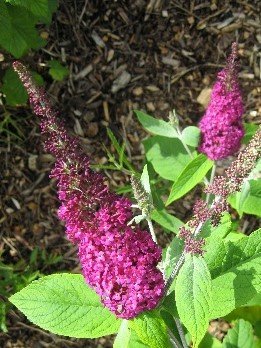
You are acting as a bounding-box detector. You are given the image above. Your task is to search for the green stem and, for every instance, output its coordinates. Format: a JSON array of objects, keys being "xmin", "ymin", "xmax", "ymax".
[
  {"xmin": 168, "ymin": 328, "xmax": 184, "ymax": 348},
  {"xmin": 176, "ymin": 126, "xmax": 194, "ymax": 160},
  {"xmin": 147, "ymin": 217, "xmax": 158, "ymax": 244},
  {"xmin": 206, "ymin": 164, "xmax": 216, "ymax": 205},
  {"xmin": 174, "ymin": 318, "xmax": 188, "ymax": 348}
]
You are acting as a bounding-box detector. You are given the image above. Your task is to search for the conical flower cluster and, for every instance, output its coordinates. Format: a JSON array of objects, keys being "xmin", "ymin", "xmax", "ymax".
[
  {"xmin": 13, "ymin": 62, "xmax": 164, "ymax": 319},
  {"xmin": 199, "ymin": 43, "xmax": 244, "ymax": 160}
]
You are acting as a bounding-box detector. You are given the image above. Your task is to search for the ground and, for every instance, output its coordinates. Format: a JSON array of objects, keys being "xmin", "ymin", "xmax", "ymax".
[{"xmin": 0, "ymin": 0, "xmax": 260, "ymax": 347}]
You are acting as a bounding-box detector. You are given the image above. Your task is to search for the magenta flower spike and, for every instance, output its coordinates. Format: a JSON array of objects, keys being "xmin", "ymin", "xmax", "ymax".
[
  {"xmin": 13, "ymin": 62, "xmax": 164, "ymax": 319},
  {"xmin": 199, "ymin": 43, "xmax": 244, "ymax": 160}
]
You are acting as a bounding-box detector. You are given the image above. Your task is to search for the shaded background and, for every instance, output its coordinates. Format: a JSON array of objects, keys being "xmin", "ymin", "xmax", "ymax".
[{"xmin": 0, "ymin": 0, "xmax": 260, "ymax": 347}]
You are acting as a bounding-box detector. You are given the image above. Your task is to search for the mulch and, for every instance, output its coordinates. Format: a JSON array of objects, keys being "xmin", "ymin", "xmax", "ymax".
[{"xmin": 0, "ymin": 0, "xmax": 260, "ymax": 347}]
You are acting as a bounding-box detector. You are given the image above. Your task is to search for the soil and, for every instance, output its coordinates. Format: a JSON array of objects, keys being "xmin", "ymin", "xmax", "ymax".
[{"xmin": 0, "ymin": 0, "xmax": 260, "ymax": 347}]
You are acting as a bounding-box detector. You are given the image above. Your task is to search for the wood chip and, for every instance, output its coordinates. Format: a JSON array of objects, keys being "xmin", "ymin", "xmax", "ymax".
[
  {"xmin": 146, "ymin": 102, "xmax": 156, "ymax": 112},
  {"xmin": 74, "ymin": 119, "xmax": 85, "ymax": 137},
  {"xmin": 111, "ymin": 71, "xmax": 131, "ymax": 93},
  {"xmin": 197, "ymin": 88, "xmax": 212, "ymax": 107},
  {"xmin": 74, "ymin": 64, "xmax": 93, "ymax": 80},
  {"xmin": 103, "ymin": 101, "xmax": 110, "ymax": 121},
  {"xmin": 162, "ymin": 10, "xmax": 168, "ymax": 17},
  {"xmin": 11, "ymin": 198, "xmax": 21, "ymax": 210},
  {"xmin": 221, "ymin": 22, "xmax": 242, "ymax": 33},
  {"xmin": 28, "ymin": 155, "xmax": 38, "ymax": 171},
  {"xmin": 107, "ymin": 49, "xmax": 114, "ymax": 62},
  {"xmin": 239, "ymin": 72, "xmax": 255, "ymax": 79},
  {"xmin": 132, "ymin": 87, "xmax": 143, "ymax": 96},
  {"xmin": 91, "ymin": 30, "xmax": 106, "ymax": 48},
  {"xmin": 216, "ymin": 17, "xmax": 235, "ymax": 29},
  {"xmin": 157, "ymin": 101, "xmax": 169, "ymax": 111},
  {"xmin": 146, "ymin": 85, "xmax": 160, "ymax": 92},
  {"xmin": 86, "ymin": 122, "xmax": 99, "ymax": 138},
  {"xmin": 162, "ymin": 57, "xmax": 180, "ymax": 67}
]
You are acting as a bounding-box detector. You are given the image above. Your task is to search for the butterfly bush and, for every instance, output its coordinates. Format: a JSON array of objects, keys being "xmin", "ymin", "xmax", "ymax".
[
  {"xmin": 13, "ymin": 62, "xmax": 164, "ymax": 319},
  {"xmin": 10, "ymin": 42, "xmax": 261, "ymax": 348},
  {"xmin": 199, "ymin": 43, "xmax": 244, "ymax": 160}
]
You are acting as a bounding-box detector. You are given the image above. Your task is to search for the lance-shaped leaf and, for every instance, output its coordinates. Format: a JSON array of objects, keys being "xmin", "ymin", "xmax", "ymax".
[
  {"xmin": 181, "ymin": 126, "xmax": 201, "ymax": 147},
  {"xmin": 9, "ymin": 273, "xmax": 121, "ymax": 338},
  {"xmin": 129, "ymin": 310, "xmax": 171, "ymax": 348},
  {"xmin": 135, "ymin": 110, "xmax": 178, "ymax": 138},
  {"xmin": 128, "ymin": 330, "xmax": 150, "ymax": 348},
  {"xmin": 141, "ymin": 164, "xmax": 151, "ymax": 196},
  {"xmin": 229, "ymin": 179, "xmax": 261, "ymax": 217},
  {"xmin": 166, "ymin": 154, "xmax": 213, "ymax": 205},
  {"xmin": 175, "ymin": 255, "xmax": 212, "ymax": 348},
  {"xmin": 143, "ymin": 136, "xmax": 191, "ymax": 181},
  {"xmin": 151, "ymin": 209, "xmax": 183, "ymax": 234},
  {"xmin": 151, "ymin": 189, "xmax": 183, "ymax": 233},
  {"xmin": 113, "ymin": 320, "xmax": 131, "ymax": 348},
  {"xmin": 223, "ymin": 319, "xmax": 254, "ymax": 348}
]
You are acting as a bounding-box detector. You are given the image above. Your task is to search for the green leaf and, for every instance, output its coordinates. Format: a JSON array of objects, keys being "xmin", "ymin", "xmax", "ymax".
[
  {"xmin": 224, "ymin": 232, "xmax": 246, "ymax": 242},
  {"xmin": 2, "ymin": 69, "xmax": 44, "ymax": 106},
  {"xmin": 175, "ymin": 255, "xmax": 212, "ymax": 348},
  {"xmin": 160, "ymin": 310, "xmax": 183, "ymax": 347},
  {"xmin": 224, "ymin": 306, "xmax": 261, "ymax": 325},
  {"xmin": 229, "ymin": 179, "xmax": 261, "ymax": 217},
  {"xmin": 31, "ymin": 71, "xmax": 45, "ymax": 86},
  {"xmin": 4, "ymin": 0, "xmax": 58, "ymax": 24},
  {"xmin": 162, "ymin": 237, "xmax": 184, "ymax": 281},
  {"xmin": 209, "ymin": 229, "xmax": 261, "ymax": 318},
  {"xmin": 48, "ymin": 60, "xmax": 69, "ymax": 81},
  {"xmin": 199, "ymin": 332, "xmax": 222, "ymax": 348},
  {"xmin": 143, "ymin": 136, "xmax": 191, "ymax": 181},
  {"xmin": 243, "ymin": 123, "xmax": 259, "ymax": 144},
  {"xmin": 236, "ymin": 181, "xmax": 251, "ymax": 216},
  {"xmin": 0, "ymin": 302, "xmax": 7, "ymax": 332},
  {"xmin": 9, "ymin": 273, "xmax": 121, "ymax": 338},
  {"xmin": 113, "ymin": 320, "xmax": 131, "ymax": 348},
  {"xmin": 247, "ymin": 293, "xmax": 261, "ymax": 306},
  {"xmin": 166, "ymin": 154, "xmax": 213, "ymax": 205},
  {"xmin": 0, "ymin": 2, "xmax": 45, "ymax": 58},
  {"xmin": 201, "ymin": 213, "xmax": 232, "ymax": 239},
  {"xmin": 151, "ymin": 209, "xmax": 183, "ymax": 234},
  {"xmin": 223, "ymin": 319, "xmax": 254, "ymax": 348},
  {"xmin": 128, "ymin": 330, "xmax": 150, "ymax": 348},
  {"xmin": 130, "ymin": 310, "xmax": 171, "ymax": 348},
  {"xmin": 141, "ymin": 164, "xmax": 151, "ymax": 195},
  {"xmin": 161, "ymin": 291, "xmax": 179, "ymax": 319},
  {"xmin": 150, "ymin": 189, "xmax": 183, "ymax": 234},
  {"xmin": 106, "ymin": 128, "xmax": 135, "ymax": 172},
  {"xmin": 135, "ymin": 110, "xmax": 178, "ymax": 138},
  {"xmin": 254, "ymin": 323, "xmax": 261, "ymax": 343},
  {"xmin": 181, "ymin": 126, "xmax": 201, "ymax": 147},
  {"xmin": 1, "ymin": 68, "xmax": 28, "ymax": 106}
]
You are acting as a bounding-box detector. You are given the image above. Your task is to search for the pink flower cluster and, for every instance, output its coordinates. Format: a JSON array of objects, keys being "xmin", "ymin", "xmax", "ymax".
[
  {"xmin": 13, "ymin": 62, "xmax": 164, "ymax": 319},
  {"xmin": 199, "ymin": 43, "xmax": 244, "ymax": 160}
]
